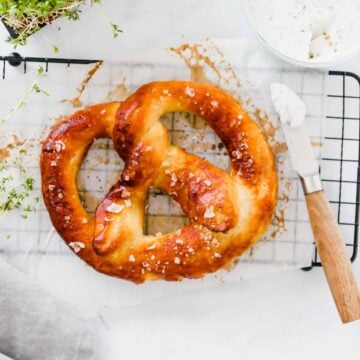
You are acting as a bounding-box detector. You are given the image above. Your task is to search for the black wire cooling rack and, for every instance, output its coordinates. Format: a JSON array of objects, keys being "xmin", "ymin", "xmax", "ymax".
[
  {"xmin": 0, "ymin": 54, "xmax": 358, "ymax": 270},
  {"xmin": 308, "ymin": 71, "xmax": 360, "ymax": 268},
  {"xmin": 0, "ymin": 52, "xmax": 99, "ymax": 78}
]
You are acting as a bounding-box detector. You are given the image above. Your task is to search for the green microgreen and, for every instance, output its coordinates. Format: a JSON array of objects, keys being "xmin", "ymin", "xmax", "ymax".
[
  {"xmin": 0, "ymin": 162, "xmax": 35, "ymax": 217},
  {"xmin": 0, "ymin": 0, "xmax": 121, "ymax": 47},
  {"xmin": 0, "ymin": 65, "xmax": 48, "ymax": 220},
  {"xmin": 110, "ymin": 22, "xmax": 123, "ymax": 38},
  {"xmin": 0, "ymin": 65, "xmax": 49, "ymax": 124}
]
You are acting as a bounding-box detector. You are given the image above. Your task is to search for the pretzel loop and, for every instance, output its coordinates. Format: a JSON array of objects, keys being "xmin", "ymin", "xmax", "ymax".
[{"xmin": 41, "ymin": 81, "xmax": 277, "ymax": 283}]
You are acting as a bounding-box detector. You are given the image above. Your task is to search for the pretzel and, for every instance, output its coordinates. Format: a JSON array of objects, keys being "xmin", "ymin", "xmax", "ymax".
[{"xmin": 41, "ymin": 81, "xmax": 277, "ymax": 283}]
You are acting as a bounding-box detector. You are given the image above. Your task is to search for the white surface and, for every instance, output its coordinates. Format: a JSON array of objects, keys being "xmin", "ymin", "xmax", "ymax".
[{"xmin": 0, "ymin": 1, "xmax": 359, "ymax": 359}]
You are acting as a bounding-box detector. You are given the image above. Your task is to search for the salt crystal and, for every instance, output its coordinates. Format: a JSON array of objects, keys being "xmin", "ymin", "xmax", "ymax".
[
  {"xmin": 185, "ymin": 86, "xmax": 195, "ymax": 98},
  {"xmin": 204, "ymin": 205, "xmax": 215, "ymax": 219},
  {"xmin": 212, "ymin": 239, "xmax": 219, "ymax": 247},
  {"xmin": 232, "ymin": 150, "xmax": 242, "ymax": 160},
  {"xmin": 48, "ymin": 184, "xmax": 55, "ymax": 191},
  {"xmin": 210, "ymin": 100, "xmax": 218, "ymax": 108},
  {"xmin": 170, "ymin": 173, "xmax": 177, "ymax": 186},
  {"xmin": 54, "ymin": 140, "xmax": 65, "ymax": 152},
  {"xmin": 69, "ymin": 241, "xmax": 85, "ymax": 253},
  {"xmin": 124, "ymin": 199, "xmax": 132, "ymax": 208},
  {"xmin": 174, "ymin": 257, "xmax": 181, "ymax": 264},
  {"xmin": 128, "ymin": 254, "xmax": 136, "ymax": 262},
  {"xmin": 146, "ymin": 243, "xmax": 156, "ymax": 250},
  {"xmin": 175, "ymin": 239, "xmax": 184, "ymax": 245},
  {"xmin": 204, "ymin": 180, "xmax": 212, "ymax": 187},
  {"xmin": 214, "ymin": 252, "xmax": 222, "ymax": 258},
  {"xmin": 107, "ymin": 202, "xmax": 124, "ymax": 213}
]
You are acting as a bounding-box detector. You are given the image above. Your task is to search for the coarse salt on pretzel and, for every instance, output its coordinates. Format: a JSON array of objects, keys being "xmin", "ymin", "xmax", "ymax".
[{"xmin": 41, "ymin": 81, "xmax": 277, "ymax": 283}]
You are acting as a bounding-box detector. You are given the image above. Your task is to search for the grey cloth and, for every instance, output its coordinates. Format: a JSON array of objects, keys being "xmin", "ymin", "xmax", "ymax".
[{"xmin": 0, "ymin": 259, "xmax": 97, "ymax": 360}]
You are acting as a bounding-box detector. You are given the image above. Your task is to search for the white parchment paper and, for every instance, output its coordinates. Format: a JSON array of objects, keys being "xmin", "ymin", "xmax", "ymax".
[{"xmin": 0, "ymin": 39, "xmax": 327, "ymax": 313}]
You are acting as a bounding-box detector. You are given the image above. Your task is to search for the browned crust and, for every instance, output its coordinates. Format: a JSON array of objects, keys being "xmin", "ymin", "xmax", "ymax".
[{"xmin": 40, "ymin": 81, "xmax": 278, "ymax": 283}]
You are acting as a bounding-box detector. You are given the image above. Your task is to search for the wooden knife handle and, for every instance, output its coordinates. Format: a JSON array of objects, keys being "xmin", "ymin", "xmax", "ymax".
[{"xmin": 305, "ymin": 190, "xmax": 360, "ymax": 323}]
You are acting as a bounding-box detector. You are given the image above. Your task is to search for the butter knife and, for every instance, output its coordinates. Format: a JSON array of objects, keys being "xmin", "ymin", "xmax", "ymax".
[{"xmin": 271, "ymin": 83, "xmax": 360, "ymax": 323}]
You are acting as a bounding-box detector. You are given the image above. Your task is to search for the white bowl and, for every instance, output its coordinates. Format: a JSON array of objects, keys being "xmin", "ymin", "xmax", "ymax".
[{"xmin": 242, "ymin": 0, "xmax": 360, "ymax": 69}]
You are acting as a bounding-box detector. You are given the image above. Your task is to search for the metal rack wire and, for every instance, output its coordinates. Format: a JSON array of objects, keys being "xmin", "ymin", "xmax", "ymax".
[
  {"xmin": 0, "ymin": 53, "xmax": 99, "ymax": 79},
  {"xmin": 0, "ymin": 54, "xmax": 358, "ymax": 270},
  {"xmin": 308, "ymin": 71, "xmax": 360, "ymax": 268}
]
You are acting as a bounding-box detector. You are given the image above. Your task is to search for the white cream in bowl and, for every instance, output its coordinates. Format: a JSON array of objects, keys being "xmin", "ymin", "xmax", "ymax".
[{"xmin": 243, "ymin": 0, "xmax": 360, "ymax": 67}]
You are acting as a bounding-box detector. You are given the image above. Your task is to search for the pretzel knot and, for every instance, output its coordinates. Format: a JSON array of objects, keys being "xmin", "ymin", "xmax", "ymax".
[{"xmin": 41, "ymin": 81, "xmax": 277, "ymax": 283}]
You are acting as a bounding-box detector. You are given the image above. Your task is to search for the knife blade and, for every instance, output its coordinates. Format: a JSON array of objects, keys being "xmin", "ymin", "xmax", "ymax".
[
  {"xmin": 281, "ymin": 122, "xmax": 319, "ymax": 178},
  {"xmin": 270, "ymin": 83, "xmax": 321, "ymax": 190}
]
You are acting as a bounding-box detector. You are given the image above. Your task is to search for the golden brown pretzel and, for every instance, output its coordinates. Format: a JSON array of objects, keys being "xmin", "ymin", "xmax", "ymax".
[{"xmin": 41, "ymin": 81, "xmax": 277, "ymax": 283}]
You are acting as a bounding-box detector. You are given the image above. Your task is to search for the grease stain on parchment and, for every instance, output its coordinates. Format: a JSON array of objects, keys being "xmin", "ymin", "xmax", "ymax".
[
  {"xmin": 0, "ymin": 148, "xmax": 9, "ymax": 161},
  {"xmin": 311, "ymin": 140, "xmax": 324, "ymax": 147},
  {"xmin": 107, "ymin": 78, "xmax": 130, "ymax": 101},
  {"xmin": 170, "ymin": 41, "xmax": 290, "ymax": 248},
  {"xmin": 0, "ymin": 134, "xmax": 27, "ymax": 160},
  {"xmin": 61, "ymin": 61, "xmax": 104, "ymax": 108},
  {"xmin": 170, "ymin": 43, "xmax": 218, "ymax": 85}
]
